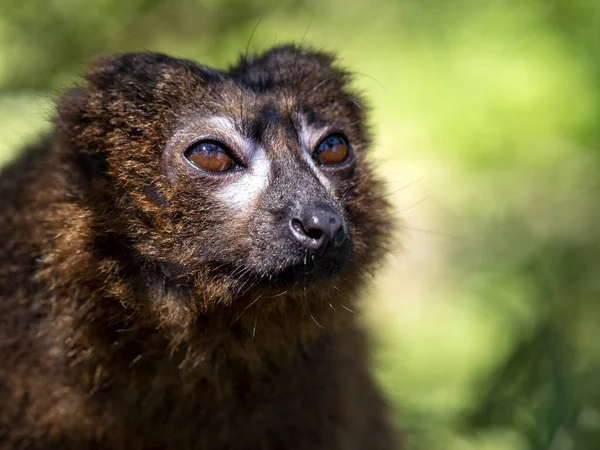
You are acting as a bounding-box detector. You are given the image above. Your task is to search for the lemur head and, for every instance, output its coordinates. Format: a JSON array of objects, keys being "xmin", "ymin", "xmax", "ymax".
[{"xmin": 57, "ymin": 46, "xmax": 391, "ymax": 307}]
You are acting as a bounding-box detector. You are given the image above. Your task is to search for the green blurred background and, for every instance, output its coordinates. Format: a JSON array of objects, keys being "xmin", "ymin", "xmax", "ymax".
[{"xmin": 1, "ymin": 0, "xmax": 599, "ymax": 448}]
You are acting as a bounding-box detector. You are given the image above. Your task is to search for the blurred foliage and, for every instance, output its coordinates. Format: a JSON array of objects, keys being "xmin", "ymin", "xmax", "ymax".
[{"xmin": 1, "ymin": 0, "xmax": 600, "ymax": 449}]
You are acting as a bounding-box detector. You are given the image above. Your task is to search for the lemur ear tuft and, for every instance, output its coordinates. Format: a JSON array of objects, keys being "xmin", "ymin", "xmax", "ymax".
[
  {"xmin": 56, "ymin": 88, "xmax": 86, "ymax": 122},
  {"xmin": 230, "ymin": 45, "xmax": 336, "ymax": 74},
  {"xmin": 55, "ymin": 88, "xmax": 109, "ymax": 184},
  {"xmin": 85, "ymin": 53, "xmax": 176, "ymax": 89},
  {"xmin": 228, "ymin": 44, "xmax": 348, "ymax": 91},
  {"xmin": 55, "ymin": 87, "xmax": 92, "ymax": 143},
  {"xmin": 85, "ymin": 52, "xmax": 223, "ymax": 99}
]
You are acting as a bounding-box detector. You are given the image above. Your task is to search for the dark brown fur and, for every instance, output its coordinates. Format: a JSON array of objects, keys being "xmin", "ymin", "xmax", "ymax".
[{"xmin": 0, "ymin": 46, "xmax": 400, "ymax": 449}]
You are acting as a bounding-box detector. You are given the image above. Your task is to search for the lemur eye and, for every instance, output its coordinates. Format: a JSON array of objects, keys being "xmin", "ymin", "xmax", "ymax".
[
  {"xmin": 184, "ymin": 142, "xmax": 234, "ymax": 173},
  {"xmin": 313, "ymin": 135, "xmax": 350, "ymax": 166}
]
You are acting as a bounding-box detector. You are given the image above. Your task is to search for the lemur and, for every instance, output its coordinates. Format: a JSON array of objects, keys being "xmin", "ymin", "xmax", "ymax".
[{"xmin": 0, "ymin": 46, "xmax": 400, "ymax": 449}]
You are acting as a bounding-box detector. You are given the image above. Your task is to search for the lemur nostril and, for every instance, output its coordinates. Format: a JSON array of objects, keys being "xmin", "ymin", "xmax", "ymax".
[
  {"xmin": 290, "ymin": 218, "xmax": 324, "ymax": 240},
  {"xmin": 288, "ymin": 205, "xmax": 344, "ymax": 255},
  {"xmin": 305, "ymin": 227, "xmax": 323, "ymax": 240}
]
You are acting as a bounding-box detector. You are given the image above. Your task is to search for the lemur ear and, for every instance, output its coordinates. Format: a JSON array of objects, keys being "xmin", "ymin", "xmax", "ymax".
[
  {"xmin": 86, "ymin": 52, "xmax": 223, "ymax": 95},
  {"xmin": 56, "ymin": 87, "xmax": 86, "ymax": 124},
  {"xmin": 229, "ymin": 44, "xmax": 348, "ymax": 91},
  {"xmin": 230, "ymin": 45, "xmax": 336, "ymax": 74},
  {"xmin": 85, "ymin": 53, "xmax": 177, "ymax": 89},
  {"xmin": 55, "ymin": 88, "xmax": 109, "ymax": 184}
]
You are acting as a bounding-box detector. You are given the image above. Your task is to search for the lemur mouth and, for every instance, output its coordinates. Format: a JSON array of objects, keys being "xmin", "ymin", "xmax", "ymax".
[
  {"xmin": 274, "ymin": 261, "xmax": 344, "ymax": 284},
  {"xmin": 259, "ymin": 247, "xmax": 353, "ymax": 287},
  {"xmin": 206, "ymin": 240, "xmax": 353, "ymax": 289},
  {"xmin": 211, "ymin": 255, "xmax": 349, "ymax": 292}
]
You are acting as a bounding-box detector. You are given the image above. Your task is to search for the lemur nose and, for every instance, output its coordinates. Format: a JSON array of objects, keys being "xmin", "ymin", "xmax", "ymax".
[{"xmin": 289, "ymin": 205, "xmax": 345, "ymax": 254}]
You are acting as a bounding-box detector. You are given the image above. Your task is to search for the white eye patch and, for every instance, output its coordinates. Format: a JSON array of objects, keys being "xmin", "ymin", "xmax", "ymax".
[
  {"xmin": 300, "ymin": 146, "xmax": 333, "ymax": 193},
  {"xmin": 299, "ymin": 119, "xmax": 333, "ymax": 193},
  {"xmin": 216, "ymin": 146, "xmax": 271, "ymax": 210},
  {"xmin": 196, "ymin": 116, "xmax": 270, "ymax": 210},
  {"xmin": 212, "ymin": 115, "xmax": 333, "ymax": 210}
]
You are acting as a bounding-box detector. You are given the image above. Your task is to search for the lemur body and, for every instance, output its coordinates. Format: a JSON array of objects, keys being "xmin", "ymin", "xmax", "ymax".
[{"xmin": 0, "ymin": 47, "xmax": 399, "ymax": 449}]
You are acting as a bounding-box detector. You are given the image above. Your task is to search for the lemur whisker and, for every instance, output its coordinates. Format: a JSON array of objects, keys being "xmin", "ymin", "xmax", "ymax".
[
  {"xmin": 351, "ymin": 71, "xmax": 388, "ymax": 93},
  {"xmin": 399, "ymin": 196, "xmax": 428, "ymax": 212},
  {"xmin": 404, "ymin": 227, "xmax": 461, "ymax": 239},
  {"xmin": 239, "ymin": 16, "xmax": 264, "ymax": 126},
  {"xmin": 292, "ymin": 12, "xmax": 315, "ymax": 117},
  {"xmin": 233, "ymin": 292, "xmax": 265, "ymax": 323}
]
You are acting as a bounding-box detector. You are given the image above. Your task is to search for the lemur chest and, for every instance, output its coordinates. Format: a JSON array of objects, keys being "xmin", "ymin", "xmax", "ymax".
[{"xmin": 84, "ymin": 359, "xmax": 346, "ymax": 450}]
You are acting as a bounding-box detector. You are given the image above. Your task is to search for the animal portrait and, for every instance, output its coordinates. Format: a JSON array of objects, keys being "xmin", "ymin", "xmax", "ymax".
[{"xmin": 0, "ymin": 46, "xmax": 399, "ymax": 449}]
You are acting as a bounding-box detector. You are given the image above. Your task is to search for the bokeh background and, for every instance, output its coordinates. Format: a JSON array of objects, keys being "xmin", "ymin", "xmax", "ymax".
[{"xmin": 1, "ymin": 0, "xmax": 599, "ymax": 448}]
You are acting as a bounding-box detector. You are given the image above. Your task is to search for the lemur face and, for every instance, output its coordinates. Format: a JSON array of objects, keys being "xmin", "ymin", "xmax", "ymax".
[
  {"xmin": 59, "ymin": 47, "xmax": 390, "ymax": 296},
  {"xmin": 165, "ymin": 105, "xmax": 353, "ymax": 282}
]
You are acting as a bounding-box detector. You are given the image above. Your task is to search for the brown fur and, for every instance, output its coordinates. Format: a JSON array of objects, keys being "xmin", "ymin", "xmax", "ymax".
[{"xmin": 0, "ymin": 46, "xmax": 400, "ymax": 449}]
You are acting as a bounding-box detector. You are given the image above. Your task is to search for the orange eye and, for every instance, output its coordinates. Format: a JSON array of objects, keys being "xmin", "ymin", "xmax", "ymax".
[
  {"xmin": 184, "ymin": 142, "xmax": 234, "ymax": 173},
  {"xmin": 313, "ymin": 135, "xmax": 350, "ymax": 166}
]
